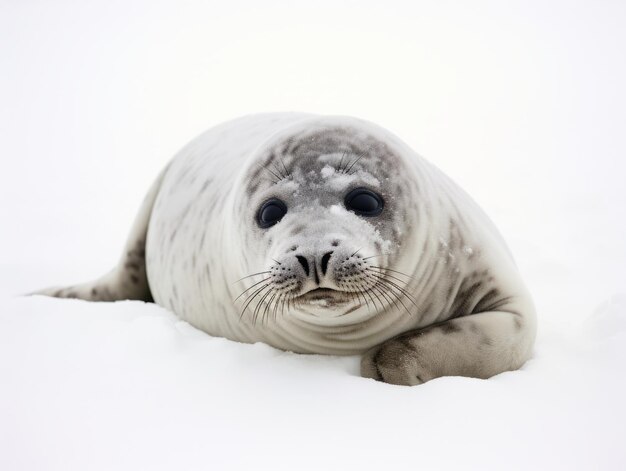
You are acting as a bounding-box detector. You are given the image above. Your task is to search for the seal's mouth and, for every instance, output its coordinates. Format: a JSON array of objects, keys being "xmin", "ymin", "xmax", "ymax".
[{"xmin": 297, "ymin": 288, "xmax": 351, "ymax": 307}]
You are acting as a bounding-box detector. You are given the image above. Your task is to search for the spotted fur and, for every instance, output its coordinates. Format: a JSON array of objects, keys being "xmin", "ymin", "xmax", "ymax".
[{"xmin": 33, "ymin": 113, "xmax": 536, "ymax": 386}]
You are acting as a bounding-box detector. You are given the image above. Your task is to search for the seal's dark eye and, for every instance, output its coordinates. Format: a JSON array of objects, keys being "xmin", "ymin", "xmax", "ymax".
[
  {"xmin": 257, "ymin": 198, "xmax": 288, "ymax": 228},
  {"xmin": 344, "ymin": 188, "xmax": 384, "ymax": 216}
]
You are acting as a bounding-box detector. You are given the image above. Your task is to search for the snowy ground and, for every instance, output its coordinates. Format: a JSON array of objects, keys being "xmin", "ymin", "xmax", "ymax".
[{"xmin": 1, "ymin": 1, "xmax": 625, "ymax": 470}]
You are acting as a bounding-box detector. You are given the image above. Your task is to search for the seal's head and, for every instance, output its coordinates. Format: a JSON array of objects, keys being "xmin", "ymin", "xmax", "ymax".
[{"xmin": 231, "ymin": 118, "xmax": 422, "ymax": 325}]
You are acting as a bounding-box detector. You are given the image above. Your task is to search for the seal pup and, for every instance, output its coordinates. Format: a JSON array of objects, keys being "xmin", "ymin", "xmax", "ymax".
[{"xmin": 35, "ymin": 113, "xmax": 536, "ymax": 386}]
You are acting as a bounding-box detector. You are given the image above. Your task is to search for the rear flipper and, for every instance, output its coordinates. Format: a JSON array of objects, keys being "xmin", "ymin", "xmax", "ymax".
[{"xmin": 31, "ymin": 167, "xmax": 168, "ymax": 302}]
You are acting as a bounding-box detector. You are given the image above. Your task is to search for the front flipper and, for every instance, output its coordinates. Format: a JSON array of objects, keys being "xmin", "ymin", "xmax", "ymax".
[
  {"xmin": 361, "ymin": 310, "xmax": 536, "ymax": 386},
  {"xmin": 31, "ymin": 166, "xmax": 169, "ymax": 302}
]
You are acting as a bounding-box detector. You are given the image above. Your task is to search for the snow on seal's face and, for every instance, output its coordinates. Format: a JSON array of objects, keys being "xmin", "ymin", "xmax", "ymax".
[{"xmin": 232, "ymin": 124, "xmax": 420, "ymax": 325}]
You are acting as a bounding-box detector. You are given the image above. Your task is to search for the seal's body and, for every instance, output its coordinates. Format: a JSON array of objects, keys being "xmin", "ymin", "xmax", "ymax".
[{"xmin": 37, "ymin": 113, "xmax": 536, "ymax": 385}]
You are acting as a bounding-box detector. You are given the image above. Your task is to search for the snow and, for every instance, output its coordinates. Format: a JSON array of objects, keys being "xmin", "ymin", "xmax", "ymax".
[
  {"xmin": 1, "ymin": 1, "xmax": 626, "ymax": 470},
  {"xmin": 2, "ymin": 296, "xmax": 625, "ymax": 470}
]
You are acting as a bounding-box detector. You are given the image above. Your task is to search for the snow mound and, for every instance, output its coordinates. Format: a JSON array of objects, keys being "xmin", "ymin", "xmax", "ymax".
[{"xmin": 1, "ymin": 295, "xmax": 625, "ymax": 470}]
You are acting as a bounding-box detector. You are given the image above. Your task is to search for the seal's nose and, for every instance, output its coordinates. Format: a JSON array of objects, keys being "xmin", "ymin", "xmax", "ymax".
[
  {"xmin": 320, "ymin": 251, "xmax": 333, "ymax": 276},
  {"xmin": 295, "ymin": 251, "xmax": 334, "ymax": 284},
  {"xmin": 295, "ymin": 255, "xmax": 310, "ymax": 276}
]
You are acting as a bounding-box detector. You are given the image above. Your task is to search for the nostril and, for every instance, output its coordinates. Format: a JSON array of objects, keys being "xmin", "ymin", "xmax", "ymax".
[
  {"xmin": 296, "ymin": 255, "xmax": 310, "ymax": 276},
  {"xmin": 320, "ymin": 252, "xmax": 333, "ymax": 275}
]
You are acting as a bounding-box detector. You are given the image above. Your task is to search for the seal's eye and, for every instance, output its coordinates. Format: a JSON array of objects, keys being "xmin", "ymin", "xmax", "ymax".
[
  {"xmin": 344, "ymin": 188, "xmax": 384, "ymax": 216},
  {"xmin": 257, "ymin": 198, "xmax": 288, "ymax": 228}
]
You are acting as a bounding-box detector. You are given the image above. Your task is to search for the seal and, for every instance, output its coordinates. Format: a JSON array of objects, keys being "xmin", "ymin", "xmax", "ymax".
[{"xmin": 35, "ymin": 113, "xmax": 537, "ymax": 386}]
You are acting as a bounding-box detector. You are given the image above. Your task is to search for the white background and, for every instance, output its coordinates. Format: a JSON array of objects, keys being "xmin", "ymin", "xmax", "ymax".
[{"xmin": 1, "ymin": 1, "xmax": 625, "ymax": 470}]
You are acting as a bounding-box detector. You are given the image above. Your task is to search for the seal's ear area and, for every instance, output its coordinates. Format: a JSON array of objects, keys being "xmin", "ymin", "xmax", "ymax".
[{"xmin": 30, "ymin": 166, "xmax": 170, "ymax": 303}]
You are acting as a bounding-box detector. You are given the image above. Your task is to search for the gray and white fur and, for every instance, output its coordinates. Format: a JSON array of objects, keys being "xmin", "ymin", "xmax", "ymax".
[{"xmin": 35, "ymin": 113, "xmax": 536, "ymax": 386}]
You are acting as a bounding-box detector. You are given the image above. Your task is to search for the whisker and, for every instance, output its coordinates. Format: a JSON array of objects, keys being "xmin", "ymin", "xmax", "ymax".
[
  {"xmin": 279, "ymin": 156, "xmax": 291, "ymax": 178},
  {"xmin": 387, "ymin": 280, "xmax": 418, "ymax": 306},
  {"xmin": 280, "ymin": 291, "xmax": 289, "ymax": 319},
  {"xmin": 253, "ymin": 286, "xmax": 275, "ymax": 325},
  {"xmin": 272, "ymin": 291, "xmax": 285, "ymax": 322},
  {"xmin": 370, "ymin": 282, "xmax": 400, "ymax": 312},
  {"xmin": 368, "ymin": 265, "xmax": 414, "ymax": 279},
  {"xmin": 338, "ymin": 151, "xmax": 347, "ymax": 173},
  {"xmin": 365, "ymin": 286, "xmax": 383, "ymax": 312},
  {"xmin": 256, "ymin": 162, "xmax": 281, "ymax": 184},
  {"xmin": 359, "ymin": 287, "xmax": 376, "ymax": 312},
  {"xmin": 286, "ymin": 291, "xmax": 298, "ymax": 317},
  {"xmin": 349, "ymin": 280, "xmax": 378, "ymax": 313},
  {"xmin": 367, "ymin": 275, "xmax": 413, "ymax": 315},
  {"xmin": 270, "ymin": 161, "xmax": 286, "ymax": 180},
  {"xmin": 345, "ymin": 151, "xmax": 367, "ymax": 174},
  {"xmin": 372, "ymin": 277, "xmax": 417, "ymax": 316},
  {"xmin": 264, "ymin": 165, "xmax": 283, "ymax": 182},
  {"xmin": 352, "ymin": 283, "xmax": 370, "ymax": 312},
  {"xmin": 240, "ymin": 283, "xmax": 272, "ymax": 320},
  {"xmin": 271, "ymin": 291, "xmax": 284, "ymax": 322},
  {"xmin": 366, "ymin": 282, "xmax": 388, "ymax": 312},
  {"xmin": 261, "ymin": 290, "xmax": 278, "ymax": 325},
  {"xmin": 233, "ymin": 277, "xmax": 271, "ymax": 303},
  {"xmin": 346, "ymin": 281, "xmax": 365, "ymax": 312},
  {"xmin": 369, "ymin": 283, "xmax": 394, "ymax": 311},
  {"xmin": 369, "ymin": 272, "xmax": 418, "ymax": 305},
  {"xmin": 362, "ymin": 255, "xmax": 386, "ymax": 260},
  {"xmin": 377, "ymin": 281, "xmax": 411, "ymax": 315},
  {"xmin": 233, "ymin": 271, "xmax": 271, "ymax": 284},
  {"xmin": 366, "ymin": 267, "xmax": 413, "ymax": 285}
]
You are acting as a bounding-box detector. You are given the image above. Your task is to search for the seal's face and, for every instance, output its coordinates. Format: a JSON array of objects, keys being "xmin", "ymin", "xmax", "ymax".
[{"xmin": 234, "ymin": 123, "xmax": 419, "ymax": 325}]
